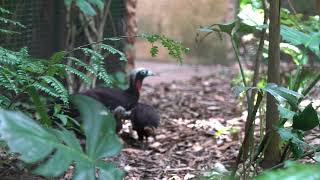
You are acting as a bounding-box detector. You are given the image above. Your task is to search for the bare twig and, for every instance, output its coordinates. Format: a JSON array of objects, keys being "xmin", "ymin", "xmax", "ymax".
[
  {"xmin": 243, "ymin": 0, "xmax": 268, "ymax": 162},
  {"xmin": 287, "ymin": 0, "xmax": 297, "ymax": 15},
  {"xmin": 232, "ymin": 91, "xmax": 264, "ymax": 178}
]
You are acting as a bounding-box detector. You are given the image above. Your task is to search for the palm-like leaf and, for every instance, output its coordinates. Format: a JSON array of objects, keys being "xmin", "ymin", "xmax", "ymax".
[{"xmin": 0, "ymin": 95, "xmax": 124, "ymax": 180}]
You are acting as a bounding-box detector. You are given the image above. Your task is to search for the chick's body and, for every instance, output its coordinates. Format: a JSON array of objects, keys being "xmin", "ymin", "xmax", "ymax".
[{"xmin": 130, "ymin": 103, "xmax": 160, "ymax": 141}]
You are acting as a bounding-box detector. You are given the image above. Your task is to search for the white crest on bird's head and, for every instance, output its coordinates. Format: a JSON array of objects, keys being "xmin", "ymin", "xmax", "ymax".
[{"xmin": 129, "ymin": 67, "xmax": 155, "ymax": 83}]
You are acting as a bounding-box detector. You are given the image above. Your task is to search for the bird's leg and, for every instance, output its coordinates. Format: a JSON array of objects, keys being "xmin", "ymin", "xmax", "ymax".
[{"xmin": 141, "ymin": 136, "xmax": 149, "ymax": 150}]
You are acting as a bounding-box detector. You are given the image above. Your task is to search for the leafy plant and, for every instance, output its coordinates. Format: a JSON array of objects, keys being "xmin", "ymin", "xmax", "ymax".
[
  {"xmin": 0, "ymin": 95, "xmax": 124, "ymax": 179},
  {"xmin": 197, "ymin": 1, "xmax": 320, "ymax": 178},
  {"xmin": 0, "ymin": 7, "xmax": 25, "ymax": 34},
  {"xmin": 255, "ymin": 161, "xmax": 320, "ymax": 180},
  {"xmin": 143, "ymin": 33, "xmax": 190, "ymax": 64}
]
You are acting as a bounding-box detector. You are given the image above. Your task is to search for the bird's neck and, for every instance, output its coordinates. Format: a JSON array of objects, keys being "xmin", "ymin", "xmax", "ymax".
[{"xmin": 126, "ymin": 79, "xmax": 142, "ymax": 98}]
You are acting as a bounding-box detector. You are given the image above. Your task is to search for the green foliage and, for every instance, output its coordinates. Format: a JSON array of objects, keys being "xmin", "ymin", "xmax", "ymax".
[
  {"xmin": 0, "ymin": 7, "xmax": 25, "ymax": 35},
  {"xmin": 292, "ymin": 104, "xmax": 319, "ymax": 131},
  {"xmin": 109, "ymin": 71, "xmax": 127, "ymax": 90},
  {"xmin": 0, "ymin": 95, "xmax": 124, "ymax": 179},
  {"xmin": 64, "ymin": 0, "xmax": 104, "ymax": 16},
  {"xmin": 263, "ymin": 83, "xmax": 302, "ymax": 109},
  {"xmin": 277, "ymin": 128, "xmax": 309, "ymax": 158},
  {"xmin": 143, "ymin": 34, "xmax": 189, "ymax": 63},
  {"xmin": 199, "ymin": 1, "xmax": 320, "ymax": 179},
  {"xmin": 281, "ymin": 25, "xmax": 320, "ymax": 58},
  {"xmin": 255, "ymin": 162, "xmax": 320, "ymax": 180},
  {"xmin": 0, "ymin": 41, "xmax": 127, "ymax": 111}
]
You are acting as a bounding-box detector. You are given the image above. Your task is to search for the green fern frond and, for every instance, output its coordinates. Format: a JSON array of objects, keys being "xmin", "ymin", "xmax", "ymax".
[
  {"xmin": 33, "ymin": 83, "xmax": 60, "ymax": 98},
  {"xmin": 55, "ymin": 64, "xmax": 92, "ymax": 85},
  {"xmin": 0, "ymin": 47, "xmax": 22, "ymax": 65},
  {"xmin": 97, "ymin": 67, "xmax": 111, "ymax": 85},
  {"xmin": 0, "ymin": 17, "xmax": 25, "ymax": 28},
  {"xmin": 0, "ymin": 67, "xmax": 19, "ymax": 93},
  {"xmin": 67, "ymin": 57, "xmax": 97, "ymax": 74},
  {"xmin": 18, "ymin": 60, "xmax": 45, "ymax": 74},
  {"xmin": 0, "ymin": 95, "xmax": 10, "ymax": 107},
  {"xmin": 0, "ymin": 7, "xmax": 12, "ymax": 14},
  {"xmin": 100, "ymin": 44, "xmax": 127, "ymax": 61},
  {"xmin": 0, "ymin": 29, "xmax": 19, "ymax": 35},
  {"xmin": 81, "ymin": 48, "xmax": 104, "ymax": 61},
  {"xmin": 39, "ymin": 76, "xmax": 69, "ymax": 103}
]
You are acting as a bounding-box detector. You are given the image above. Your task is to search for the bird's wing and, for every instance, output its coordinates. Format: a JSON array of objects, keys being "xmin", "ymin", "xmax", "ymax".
[{"xmin": 80, "ymin": 88, "xmax": 130, "ymax": 110}]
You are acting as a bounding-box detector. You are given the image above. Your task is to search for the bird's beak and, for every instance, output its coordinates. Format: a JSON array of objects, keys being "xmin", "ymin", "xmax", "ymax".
[{"xmin": 146, "ymin": 70, "xmax": 156, "ymax": 76}]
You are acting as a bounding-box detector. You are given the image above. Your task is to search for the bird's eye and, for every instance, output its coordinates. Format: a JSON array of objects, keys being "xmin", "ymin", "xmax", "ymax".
[{"xmin": 141, "ymin": 71, "xmax": 146, "ymax": 75}]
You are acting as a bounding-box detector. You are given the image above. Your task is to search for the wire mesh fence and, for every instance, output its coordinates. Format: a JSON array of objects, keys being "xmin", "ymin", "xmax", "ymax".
[{"xmin": 0, "ymin": 0, "xmax": 127, "ymax": 65}]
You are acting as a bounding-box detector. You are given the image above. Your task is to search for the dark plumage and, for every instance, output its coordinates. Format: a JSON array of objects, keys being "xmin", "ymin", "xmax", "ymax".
[
  {"xmin": 113, "ymin": 106, "xmax": 130, "ymax": 133},
  {"xmin": 79, "ymin": 68, "xmax": 154, "ymax": 110},
  {"xmin": 130, "ymin": 103, "xmax": 160, "ymax": 141},
  {"xmin": 70, "ymin": 68, "xmax": 154, "ymax": 133}
]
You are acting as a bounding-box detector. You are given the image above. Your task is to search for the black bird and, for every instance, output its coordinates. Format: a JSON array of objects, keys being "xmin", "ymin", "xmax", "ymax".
[
  {"xmin": 66, "ymin": 68, "xmax": 154, "ymax": 133},
  {"xmin": 113, "ymin": 106, "xmax": 130, "ymax": 133},
  {"xmin": 79, "ymin": 67, "xmax": 154, "ymax": 111},
  {"xmin": 130, "ymin": 103, "xmax": 160, "ymax": 142}
]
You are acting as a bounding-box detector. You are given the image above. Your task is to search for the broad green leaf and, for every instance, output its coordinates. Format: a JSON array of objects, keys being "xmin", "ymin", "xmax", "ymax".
[
  {"xmin": 263, "ymin": 83, "xmax": 302, "ymax": 109},
  {"xmin": 233, "ymin": 86, "xmax": 255, "ymax": 97},
  {"xmin": 198, "ymin": 21, "xmax": 259, "ymax": 37},
  {"xmin": 277, "ymin": 128, "xmax": 309, "ymax": 158},
  {"xmin": 55, "ymin": 114, "xmax": 69, "ymax": 125},
  {"xmin": 88, "ymin": 0, "xmax": 104, "ymax": 10},
  {"xmin": 281, "ymin": 25, "xmax": 320, "ymax": 58},
  {"xmin": 76, "ymin": 0, "xmax": 97, "ymax": 16},
  {"xmin": 280, "ymin": 43, "xmax": 307, "ymax": 66},
  {"xmin": 292, "ymin": 104, "xmax": 319, "ymax": 131},
  {"xmin": 70, "ymin": 95, "xmax": 122, "ymax": 159},
  {"xmin": 238, "ymin": 4, "xmax": 264, "ymax": 28},
  {"xmin": 290, "ymin": 141, "xmax": 304, "ymax": 158},
  {"xmin": 255, "ymin": 162, "xmax": 320, "ymax": 180},
  {"xmin": 98, "ymin": 161, "xmax": 125, "ymax": 180},
  {"xmin": 0, "ymin": 95, "xmax": 124, "ymax": 179},
  {"xmin": 278, "ymin": 105, "xmax": 296, "ymax": 120}
]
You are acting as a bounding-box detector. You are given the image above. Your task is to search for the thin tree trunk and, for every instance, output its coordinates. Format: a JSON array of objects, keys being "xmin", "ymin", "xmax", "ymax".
[
  {"xmin": 125, "ymin": 0, "xmax": 138, "ymax": 71},
  {"xmin": 262, "ymin": 0, "xmax": 281, "ymax": 169}
]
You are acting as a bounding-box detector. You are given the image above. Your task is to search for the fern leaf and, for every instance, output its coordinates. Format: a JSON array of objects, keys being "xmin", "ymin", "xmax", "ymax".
[
  {"xmin": 0, "ymin": 67, "xmax": 19, "ymax": 93},
  {"xmin": 38, "ymin": 76, "xmax": 68, "ymax": 104},
  {"xmin": 33, "ymin": 83, "xmax": 62, "ymax": 100},
  {"xmin": 0, "ymin": 95, "xmax": 10, "ymax": 108},
  {"xmin": 100, "ymin": 44, "xmax": 127, "ymax": 61},
  {"xmin": 0, "ymin": 29, "xmax": 19, "ymax": 35},
  {"xmin": 67, "ymin": 57, "xmax": 97, "ymax": 74},
  {"xmin": 0, "ymin": 17, "xmax": 25, "ymax": 28},
  {"xmin": 0, "ymin": 7, "xmax": 12, "ymax": 14},
  {"xmin": 81, "ymin": 48, "xmax": 104, "ymax": 61},
  {"xmin": 0, "ymin": 47, "xmax": 22, "ymax": 65},
  {"xmin": 97, "ymin": 67, "xmax": 112, "ymax": 85},
  {"xmin": 55, "ymin": 64, "xmax": 92, "ymax": 85}
]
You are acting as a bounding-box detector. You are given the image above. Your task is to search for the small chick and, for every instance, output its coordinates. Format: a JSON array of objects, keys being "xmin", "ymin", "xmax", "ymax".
[
  {"xmin": 130, "ymin": 103, "xmax": 160, "ymax": 142},
  {"xmin": 113, "ymin": 106, "xmax": 130, "ymax": 133}
]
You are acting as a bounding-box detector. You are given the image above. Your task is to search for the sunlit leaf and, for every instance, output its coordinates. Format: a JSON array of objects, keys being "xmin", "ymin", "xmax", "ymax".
[{"xmin": 0, "ymin": 95, "xmax": 124, "ymax": 179}]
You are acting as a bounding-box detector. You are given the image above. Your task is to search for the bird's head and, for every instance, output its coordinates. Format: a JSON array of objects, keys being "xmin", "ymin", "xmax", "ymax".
[
  {"xmin": 129, "ymin": 67, "xmax": 155, "ymax": 91},
  {"xmin": 144, "ymin": 126, "xmax": 157, "ymax": 138},
  {"xmin": 113, "ymin": 106, "xmax": 128, "ymax": 120}
]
